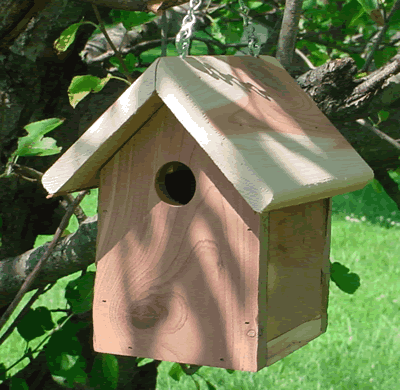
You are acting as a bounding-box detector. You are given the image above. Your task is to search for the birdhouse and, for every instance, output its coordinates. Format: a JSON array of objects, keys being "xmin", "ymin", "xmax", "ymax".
[{"xmin": 42, "ymin": 55, "xmax": 373, "ymax": 372}]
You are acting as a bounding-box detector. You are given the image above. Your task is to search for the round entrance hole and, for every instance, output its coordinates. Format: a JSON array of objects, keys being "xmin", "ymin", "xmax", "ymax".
[{"xmin": 155, "ymin": 161, "xmax": 196, "ymax": 206}]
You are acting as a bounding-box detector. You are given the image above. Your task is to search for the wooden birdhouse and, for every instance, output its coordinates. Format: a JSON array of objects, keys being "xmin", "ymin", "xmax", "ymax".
[{"xmin": 42, "ymin": 55, "xmax": 373, "ymax": 372}]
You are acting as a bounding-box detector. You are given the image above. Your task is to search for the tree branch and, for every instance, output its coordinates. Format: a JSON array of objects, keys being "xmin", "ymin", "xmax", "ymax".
[
  {"xmin": 354, "ymin": 54, "xmax": 400, "ymax": 96},
  {"xmin": 0, "ymin": 215, "xmax": 97, "ymax": 310},
  {"xmin": 82, "ymin": 0, "xmax": 150, "ymax": 12},
  {"xmin": 362, "ymin": 0, "xmax": 400, "ymax": 72},
  {"xmin": 296, "ymin": 56, "xmax": 400, "ymax": 122},
  {"xmin": 276, "ymin": 0, "xmax": 304, "ymax": 70},
  {"xmin": 295, "ymin": 48, "xmax": 315, "ymax": 69},
  {"xmin": 0, "ymin": 190, "xmax": 89, "ymax": 333},
  {"xmin": 92, "ymin": 3, "xmax": 134, "ymax": 83},
  {"xmin": 82, "ymin": 0, "xmax": 189, "ymax": 13},
  {"xmin": 356, "ymin": 118, "xmax": 400, "ymax": 151},
  {"xmin": 0, "ymin": 285, "xmax": 49, "ymax": 346},
  {"xmin": 12, "ymin": 164, "xmax": 88, "ymax": 224}
]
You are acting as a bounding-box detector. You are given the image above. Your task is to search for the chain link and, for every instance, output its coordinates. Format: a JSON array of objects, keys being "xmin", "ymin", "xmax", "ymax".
[
  {"xmin": 238, "ymin": 0, "xmax": 260, "ymax": 57},
  {"xmin": 175, "ymin": 0, "xmax": 203, "ymax": 59},
  {"xmin": 175, "ymin": 0, "xmax": 260, "ymax": 59}
]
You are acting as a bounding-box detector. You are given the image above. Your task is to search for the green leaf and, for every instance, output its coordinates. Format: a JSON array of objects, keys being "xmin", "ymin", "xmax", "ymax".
[
  {"xmin": 20, "ymin": 136, "xmax": 61, "ymax": 157},
  {"xmin": 391, "ymin": 168, "xmax": 400, "ymax": 178},
  {"xmin": 210, "ymin": 18, "xmax": 226, "ymax": 45},
  {"xmin": 387, "ymin": 5, "xmax": 400, "ymax": 27},
  {"xmin": 349, "ymin": 53, "xmax": 365, "ymax": 69},
  {"xmin": 15, "ymin": 118, "xmax": 63, "ymax": 157},
  {"xmin": 303, "ymin": 0, "xmax": 317, "ymax": 10},
  {"xmin": 68, "ymin": 74, "xmax": 112, "ymax": 108},
  {"xmin": 136, "ymin": 357, "xmax": 154, "ymax": 367},
  {"xmin": 340, "ymin": 0, "xmax": 363, "ymax": 26},
  {"xmin": 34, "ymin": 234, "xmax": 54, "ymax": 248},
  {"xmin": 54, "ymin": 21, "xmax": 94, "ymax": 53},
  {"xmin": 248, "ymin": 1, "xmax": 263, "ymax": 9},
  {"xmin": 51, "ymin": 365, "xmax": 88, "ymax": 388},
  {"xmin": 356, "ymin": 0, "xmax": 384, "ymax": 25},
  {"xmin": 109, "ymin": 53, "xmax": 137, "ymax": 73},
  {"xmin": 356, "ymin": 0, "xmax": 379, "ymax": 14},
  {"xmin": 16, "ymin": 307, "xmax": 54, "ymax": 342},
  {"xmin": 371, "ymin": 178, "xmax": 384, "ymax": 194},
  {"xmin": 168, "ymin": 362, "xmax": 185, "ymax": 381},
  {"xmin": 65, "ymin": 272, "xmax": 95, "ymax": 314},
  {"xmin": 89, "ymin": 354, "xmax": 119, "ymax": 389},
  {"xmin": 46, "ymin": 320, "xmax": 88, "ymax": 387},
  {"xmin": 109, "ymin": 10, "xmax": 156, "ymax": 30},
  {"xmin": 330, "ymin": 262, "xmax": 361, "ymax": 294},
  {"xmin": 374, "ymin": 46, "xmax": 397, "ymax": 68},
  {"xmin": 102, "ymin": 354, "xmax": 119, "ymax": 389},
  {"xmin": 355, "ymin": 72, "xmax": 368, "ymax": 79},
  {"xmin": 349, "ymin": 5, "xmax": 368, "ymax": 26},
  {"xmin": 9, "ymin": 377, "xmax": 29, "ymax": 390},
  {"xmin": 378, "ymin": 110, "xmax": 390, "ymax": 123},
  {"xmin": 247, "ymin": 1, "xmax": 274, "ymax": 12},
  {"xmin": 0, "ymin": 363, "xmax": 7, "ymax": 382}
]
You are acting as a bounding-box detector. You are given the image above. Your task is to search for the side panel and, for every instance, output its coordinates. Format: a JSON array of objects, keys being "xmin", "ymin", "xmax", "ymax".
[
  {"xmin": 259, "ymin": 198, "xmax": 330, "ymax": 368},
  {"xmin": 93, "ymin": 105, "xmax": 261, "ymax": 371}
]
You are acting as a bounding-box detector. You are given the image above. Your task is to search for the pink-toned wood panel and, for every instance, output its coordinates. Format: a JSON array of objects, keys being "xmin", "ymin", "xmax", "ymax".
[
  {"xmin": 93, "ymin": 105, "xmax": 261, "ymax": 371},
  {"xmin": 266, "ymin": 198, "xmax": 329, "ymax": 341}
]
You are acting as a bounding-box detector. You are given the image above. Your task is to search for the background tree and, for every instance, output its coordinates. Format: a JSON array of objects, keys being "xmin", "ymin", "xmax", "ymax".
[{"xmin": 0, "ymin": 0, "xmax": 399, "ymax": 388}]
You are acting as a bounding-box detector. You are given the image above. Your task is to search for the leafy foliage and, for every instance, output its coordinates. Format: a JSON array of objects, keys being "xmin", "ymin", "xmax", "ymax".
[
  {"xmin": 168, "ymin": 362, "xmax": 186, "ymax": 381},
  {"xmin": 168, "ymin": 363, "xmax": 217, "ymax": 389},
  {"xmin": 68, "ymin": 74, "xmax": 112, "ymax": 108},
  {"xmin": 89, "ymin": 354, "xmax": 119, "ymax": 389},
  {"xmin": 9, "ymin": 377, "xmax": 29, "ymax": 389},
  {"xmin": 16, "ymin": 307, "xmax": 54, "ymax": 342},
  {"xmin": 54, "ymin": 21, "xmax": 97, "ymax": 53},
  {"xmin": 13, "ymin": 118, "xmax": 63, "ymax": 158},
  {"xmin": 45, "ymin": 320, "xmax": 89, "ymax": 388},
  {"xmin": 65, "ymin": 271, "xmax": 95, "ymax": 314},
  {"xmin": 109, "ymin": 53, "xmax": 138, "ymax": 73},
  {"xmin": 109, "ymin": 9, "xmax": 157, "ymax": 30},
  {"xmin": 136, "ymin": 357, "xmax": 155, "ymax": 367},
  {"xmin": 356, "ymin": 0, "xmax": 384, "ymax": 25}
]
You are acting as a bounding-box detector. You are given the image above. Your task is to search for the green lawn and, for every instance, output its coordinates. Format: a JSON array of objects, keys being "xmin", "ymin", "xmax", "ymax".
[{"xmin": 1, "ymin": 175, "xmax": 399, "ymax": 388}]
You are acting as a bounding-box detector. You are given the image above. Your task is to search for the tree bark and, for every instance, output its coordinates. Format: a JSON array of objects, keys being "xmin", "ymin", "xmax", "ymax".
[{"xmin": 0, "ymin": 216, "xmax": 97, "ymax": 309}]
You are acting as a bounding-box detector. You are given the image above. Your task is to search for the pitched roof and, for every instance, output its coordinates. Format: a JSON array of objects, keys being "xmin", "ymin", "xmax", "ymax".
[{"xmin": 42, "ymin": 55, "xmax": 373, "ymax": 213}]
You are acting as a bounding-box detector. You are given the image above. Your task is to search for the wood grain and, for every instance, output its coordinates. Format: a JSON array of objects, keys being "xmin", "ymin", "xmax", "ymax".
[
  {"xmin": 42, "ymin": 55, "xmax": 373, "ymax": 211},
  {"xmin": 93, "ymin": 105, "xmax": 331, "ymax": 371}
]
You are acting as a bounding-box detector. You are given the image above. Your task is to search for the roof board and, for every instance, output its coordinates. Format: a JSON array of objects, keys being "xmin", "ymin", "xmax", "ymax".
[{"xmin": 42, "ymin": 55, "xmax": 373, "ymax": 212}]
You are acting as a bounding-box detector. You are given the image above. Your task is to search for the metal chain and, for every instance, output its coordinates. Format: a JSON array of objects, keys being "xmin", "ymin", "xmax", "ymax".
[
  {"xmin": 175, "ymin": 0, "xmax": 203, "ymax": 59},
  {"xmin": 175, "ymin": 0, "xmax": 260, "ymax": 58},
  {"xmin": 238, "ymin": 0, "xmax": 260, "ymax": 57}
]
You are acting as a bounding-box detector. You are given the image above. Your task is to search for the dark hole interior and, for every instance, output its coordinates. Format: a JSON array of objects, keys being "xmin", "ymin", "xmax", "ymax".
[{"xmin": 155, "ymin": 162, "xmax": 196, "ymax": 206}]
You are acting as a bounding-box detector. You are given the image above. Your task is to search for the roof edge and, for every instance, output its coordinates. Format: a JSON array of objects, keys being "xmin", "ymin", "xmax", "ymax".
[{"xmin": 42, "ymin": 58, "xmax": 162, "ymax": 194}]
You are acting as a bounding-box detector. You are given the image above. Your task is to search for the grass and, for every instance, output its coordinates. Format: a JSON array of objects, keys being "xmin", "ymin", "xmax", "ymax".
[{"xmin": 0, "ymin": 176, "xmax": 399, "ymax": 388}]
